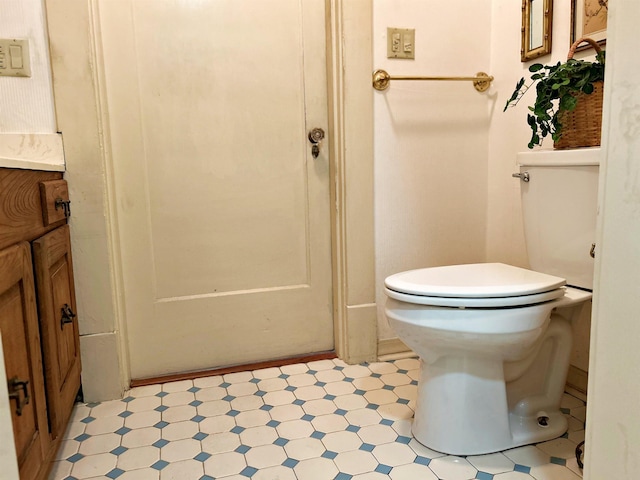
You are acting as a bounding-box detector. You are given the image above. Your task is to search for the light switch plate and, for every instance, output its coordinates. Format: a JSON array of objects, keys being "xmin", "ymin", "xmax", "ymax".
[
  {"xmin": 387, "ymin": 28, "xmax": 415, "ymax": 60},
  {"xmin": 0, "ymin": 39, "xmax": 31, "ymax": 77}
]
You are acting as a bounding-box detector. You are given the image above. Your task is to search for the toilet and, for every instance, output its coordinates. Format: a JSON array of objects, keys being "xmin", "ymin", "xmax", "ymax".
[{"xmin": 385, "ymin": 149, "xmax": 599, "ymax": 456}]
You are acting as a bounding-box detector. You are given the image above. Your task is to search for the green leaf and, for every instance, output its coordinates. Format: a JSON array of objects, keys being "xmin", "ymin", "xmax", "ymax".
[{"xmin": 529, "ymin": 64, "xmax": 544, "ymax": 72}]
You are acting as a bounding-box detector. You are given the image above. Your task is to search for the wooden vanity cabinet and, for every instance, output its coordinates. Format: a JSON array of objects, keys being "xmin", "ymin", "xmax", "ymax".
[{"xmin": 0, "ymin": 168, "xmax": 81, "ymax": 480}]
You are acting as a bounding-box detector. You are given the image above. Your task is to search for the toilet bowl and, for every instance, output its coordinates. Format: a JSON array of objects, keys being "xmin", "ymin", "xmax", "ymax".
[
  {"xmin": 384, "ymin": 149, "xmax": 599, "ymax": 455},
  {"xmin": 385, "ymin": 262, "xmax": 591, "ymax": 455}
]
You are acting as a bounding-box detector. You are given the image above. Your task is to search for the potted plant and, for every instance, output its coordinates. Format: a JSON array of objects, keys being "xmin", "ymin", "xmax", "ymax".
[{"xmin": 504, "ymin": 37, "xmax": 605, "ymax": 149}]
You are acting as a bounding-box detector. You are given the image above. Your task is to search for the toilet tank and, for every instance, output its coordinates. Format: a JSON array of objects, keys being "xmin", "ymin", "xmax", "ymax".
[{"xmin": 517, "ymin": 148, "xmax": 600, "ymax": 290}]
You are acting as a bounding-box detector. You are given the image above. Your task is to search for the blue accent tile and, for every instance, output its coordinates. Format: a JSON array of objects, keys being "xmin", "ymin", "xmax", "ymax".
[
  {"xmin": 396, "ymin": 435, "xmax": 411, "ymax": 444},
  {"xmin": 293, "ymin": 399, "xmax": 305, "ymax": 406},
  {"xmin": 118, "ymin": 410, "xmax": 133, "ymax": 418},
  {"xmin": 397, "ymin": 369, "xmax": 408, "ymax": 374},
  {"xmin": 152, "ymin": 439, "xmax": 169, "ymax": 448},
  {"xmin": 311, "ymin": 431, "xmax": 325, "ymax": 439},
  {"xmin": 115, "ymin": 427, "xmax": 132, "ymax": 436},
  {"xmin": 375, "ymin": 464, "xmax": 392, "ymax": 475},
  {"xmin": 188, "ymin": 386, "xmax": 201, "ymax": 393},
  {"xmin": 410, "ymin": 380, "xmax": 418, "ymax": 385},
  {"xmin": 235, "ymin": 445, "xmax": 251, "ymax": 454},
  {"xmin": 220, "ymin": 382, "xmax": 231, "ymax": 388},
  {"xmin": 302, "ymin": 414, "xmax": 315, "ymax": 421},
  {"xmin": 153, "ymin": 421, "xmax": 169, "ymax": 429},
  {"xmin": 154, "ymin": 405, "xmax": 169, "ymax": 413},
  {"xmin": 371, "ymin": 373, "xmax": 382, "ymax": 378},
  {"xmin": 194, "ymin": 452, "xmax": 212, "ymax": 462},
  {"xmin": 322, "ymin": 450, "xmax": 338, "ymax": 459},
  {"xmin": 333, "ymin": 366, "xmax": 344, "ymax": 371},
  {"xmin": 121, "ymin": 396, "xmax": 135, "ymax": 403},
  {"xmin": 560, "ymin": 407, "xmax": 571, "ymax": 414},
  {"xmin": 255, "ymin": 390, "xmax": 266, "ymax": 397},
  {"xmin": 67, "ymin": 453, "xmax": 85, "ymax": 463},
  {"xmin": 415, "ymin": 456, "xmax": 430, "ymax": 465},
  {"xmin": 334, "ymin": 408, "xmax": 347, "ymax": 416},
  {"xmin": 346, "ymin": 425, "xmax": 360, "ymax": 433},
  {"xmin": 231, "ymin": 426, "xmax": 246, "ymax": 434},
  {"xmin": 285, "ymin": 386, "xmax": 296, "ymax": 392},
  {"xmin": 550, "ymin": 457, "xmax": 567, "ymax": 466},
  {"xmin": 260, "ymin": 405, "xmax": 273, "ymax": 411},
  {"xmin": 314, "ymin": 381, "xmax": 326, "ymax": 387},
  {"xmin": 282, "ymin": 458, "xmax": 299, "ymax": 468},
  {"xmin": 151, "ymin": 460, "xmax": 169, "ymax": 471},
  {"xmin": 476, "ymin": 472, "xmax": 494, "ymax": 480},
  {"xmin": 278, "ymin": 374, "xmax": 290, "ymax": 379},
  {"xmin": 193, "ymin": 432, "xmax": 208, "ymax": 441},
  {"xmin": 366, "ymin": 403, "xmax": 379, "ymax": 410},
  {"xmin": 110, "ymin": 446, "xmax": 128, "ymax": 456},
  {"xmin": 334, "ymin": 473, "xmax": 352, "ymax": 480},
  {"xmin": 106, "ymin": 468, "xmax": 125, "ymax": 479},
  {"xmin": 267, "ymin": 420, "xmax": 280, "ymax": 428},
  {"xmin": 240, "ymin": 466, "xmax": 258, "ymax": 477},
  {"xmin": 156, "ymin": 391, "xmax": 168, "ymax": 398},
  {"xmin": 382, "ymin": 385, "xmax": 395, "ymax": 391},
  {"xmin": 189, "ymin": 400, "xmax": 203, "ymax": 407},
  {"xmin": 74, "ymin": 433, "xmax": 91, "ymax": 442},
  {"xmin": 561, "ymin": 432, "xmax": 569, "ymax": 439},
  {"xmin": 514, "ymin": 464, "xmax": 531, "ymax": 474},
  {"xmin": 200, "ymin": 476, "xmax": 215, "ymax": 480},
  {"xmin": 223, "ymin": 395, "xmax": 236, "ymax": 402},
  {"xmin": 307, "ymin": 369, "xmax": 318, "ymax": 375},
  {"xmin": 323, "ymin": 394, "xmax": 336, "ymax": 401},
  {"xmin": 80, "ymin": 416, "xmax": 95, "ymax": 424},
  {"xmin": 86, "ymin": 402, "xmax": 100, "ymax": 408},
  {"xmin": 379, "ymin": 419, "xmax": 393, "ymax": 426},
  {"xmin": 343, "ymin": 377, "xmax": 354, "ymax": 383},
  {"xmin": 274, "ymin": 437, "xmax": 289, "ymax": 446},
  {"xmin": 397, "ymin": 398, "xmax": 410, "ymax": 405},
  {"xmin": 191, "ymin": 415, "xmax": 205, "ymax": 423},
  {"xmin": 353, "ymin": 389, "xmax": 366, "ymax": 396},
  {"xmin": 227, "ymin": 409, "xmax": 240, "ymax": 416},
  {"xmin": 249, "ymin": 378, "xmax": 260, "ymax": 384},
  {"xmin": 359, "ymin": 443, "xmax": 375, "ymax": 452}
]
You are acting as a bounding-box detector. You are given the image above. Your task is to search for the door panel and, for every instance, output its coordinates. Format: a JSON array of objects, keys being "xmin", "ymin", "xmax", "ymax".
[
  {"xmin": 33, "ymin": 225, "xmax": 81, "ymax": 439},
  {"xmin": 0, "ymin": 242, "xmax": 49, "ymax": 480},
  {"xmin": 98, "ymin": 0, "xmax": 333, "ymax": 378}
]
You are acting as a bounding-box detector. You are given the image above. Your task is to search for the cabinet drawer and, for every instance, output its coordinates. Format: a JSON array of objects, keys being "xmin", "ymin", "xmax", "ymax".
[{"xmin": 39, "ymin": 179, "xmax": 69, "ymax": 226}]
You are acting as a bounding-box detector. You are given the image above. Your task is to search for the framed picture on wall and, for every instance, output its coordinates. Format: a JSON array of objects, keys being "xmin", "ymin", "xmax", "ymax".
[{"xmin": 571, "ymin": 0, "xmax": 608, "ymax": 49}]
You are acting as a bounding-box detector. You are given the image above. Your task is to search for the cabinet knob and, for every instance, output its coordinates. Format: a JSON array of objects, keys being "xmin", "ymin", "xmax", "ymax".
[
  {"xmin": 61, "ymin": 303, "xmax": 76, "ymax": 329},
  {"xmin": 7, "ymin": 377, "xmax": 30, "ymax": 416}
]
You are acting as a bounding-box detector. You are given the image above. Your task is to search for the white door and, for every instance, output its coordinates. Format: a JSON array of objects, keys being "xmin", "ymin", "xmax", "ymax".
[{"xmin": 97, "ymin": 0, "xmax": 333, "ymax": 379}]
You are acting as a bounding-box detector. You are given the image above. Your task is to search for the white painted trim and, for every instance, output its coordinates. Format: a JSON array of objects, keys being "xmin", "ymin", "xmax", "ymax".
[
  {"xmin": 377, "ymin": 337, "xmax": 411, "ymax": 358},
  {"xmin": 328, "ymin": 0, "xmax": 377, "ymax": 364}
]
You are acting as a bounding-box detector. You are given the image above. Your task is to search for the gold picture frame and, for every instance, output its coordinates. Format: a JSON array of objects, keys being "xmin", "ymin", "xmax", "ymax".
[
  {"xmin": 571, "ymin": 0, "xmax": 608, "ymax": 49},
  {"xmin": 521, "ymin": 0, "xmax": 553, "ymax": 62}
]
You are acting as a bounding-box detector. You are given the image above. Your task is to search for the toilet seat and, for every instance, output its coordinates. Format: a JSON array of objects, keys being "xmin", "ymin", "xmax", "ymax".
[{"xmin": 385, "ymin": 263, "xmax": 566, "ymax": 308}]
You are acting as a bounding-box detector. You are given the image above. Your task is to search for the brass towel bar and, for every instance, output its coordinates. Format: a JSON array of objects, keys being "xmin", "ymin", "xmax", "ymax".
[{"xmin": 372, "ymin": 69, "xmax": 494, "ymax": 93}]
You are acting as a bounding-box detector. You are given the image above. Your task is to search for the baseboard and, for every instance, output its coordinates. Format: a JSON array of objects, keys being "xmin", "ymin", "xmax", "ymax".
[
  {"xmin": 377, "ymin": 337, "xmax": 415, "ymax": 361},
  {"xmin": 566, "ymin": 365, "xmax": 588, "ymax": 398}
]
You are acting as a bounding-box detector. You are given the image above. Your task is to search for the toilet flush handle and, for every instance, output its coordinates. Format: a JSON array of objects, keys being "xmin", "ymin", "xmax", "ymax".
[{"xmin": 512, "ymin": 172, "xmax": 530, "ymax": 182}]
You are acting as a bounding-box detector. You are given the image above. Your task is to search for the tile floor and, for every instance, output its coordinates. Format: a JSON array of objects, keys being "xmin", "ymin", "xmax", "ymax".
[{"xmin": 49, "ymin": 357, "xmax": 586, "ymax": 480}]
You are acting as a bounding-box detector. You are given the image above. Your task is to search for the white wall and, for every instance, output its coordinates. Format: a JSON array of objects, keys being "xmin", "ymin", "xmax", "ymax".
[
  {"xmin": 374, "ymin": 0, "xmax": 492, "ymax": 340},
  {"xmin": 0, "ymin": 0, "xmax": 56, "ymax": 133},
  {"xmin": 585, "ymin": 1, "xmax": 640, "ymax": 477}
]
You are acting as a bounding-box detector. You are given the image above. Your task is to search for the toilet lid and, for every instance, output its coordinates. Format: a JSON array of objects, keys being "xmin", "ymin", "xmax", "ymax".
[{"xmin": 385, "ymin": 263, "xmax": 566, "ymax": 307}]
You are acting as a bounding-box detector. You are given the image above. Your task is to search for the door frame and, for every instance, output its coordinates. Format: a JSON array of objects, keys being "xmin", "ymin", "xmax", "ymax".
[{"xmin": 45, "ymin": 0, "xmax": 375, "ymax": 399}]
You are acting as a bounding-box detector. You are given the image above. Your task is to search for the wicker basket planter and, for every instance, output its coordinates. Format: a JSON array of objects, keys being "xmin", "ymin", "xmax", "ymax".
[{"xmin": 554, "ymin": 38, "xmax": 604, "ymax": 149}]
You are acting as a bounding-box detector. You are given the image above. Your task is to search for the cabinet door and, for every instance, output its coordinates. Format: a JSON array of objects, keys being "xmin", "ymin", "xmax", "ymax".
[
  {"xmin": 0, "ymin": 242, "xmax": 50, "ymax": 480},
  {"xmin": 33, "ymin": 225, "xmax": 81, "ymax": 440}
]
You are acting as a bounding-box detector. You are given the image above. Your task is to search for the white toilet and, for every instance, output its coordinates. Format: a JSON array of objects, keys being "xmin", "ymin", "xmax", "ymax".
[{"xmin": 385, "ymin": 149, "xmax": 599, "ymax": 456}]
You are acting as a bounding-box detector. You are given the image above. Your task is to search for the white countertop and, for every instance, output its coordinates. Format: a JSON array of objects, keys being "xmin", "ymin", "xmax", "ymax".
[{"xmin": 0, "ymin": 133, "xmax": 65, "ymax": 171}]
